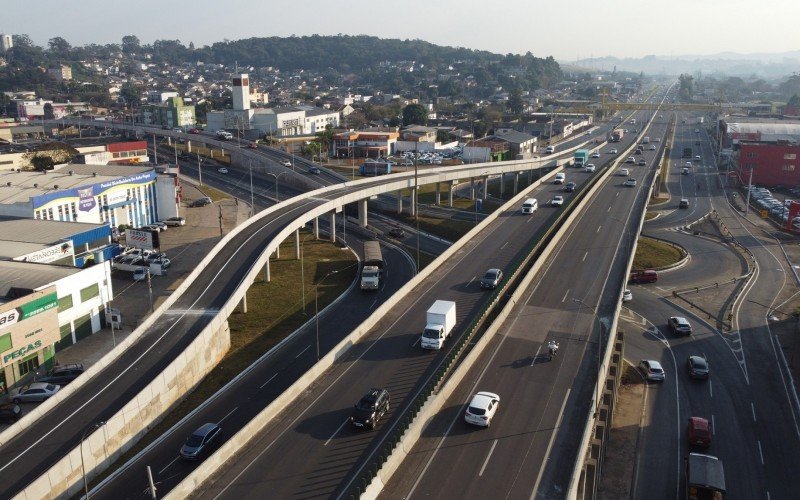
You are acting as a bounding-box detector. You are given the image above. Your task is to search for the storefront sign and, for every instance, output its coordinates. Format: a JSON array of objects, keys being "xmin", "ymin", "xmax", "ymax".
[
  {"xmin": 125, "ymin": 229, "xmax": 155, "ymax": 250},
  {"xmin": 0, "ymin": 309, "xmax": 18, "ymax": 328},
  {"xmin": 18, "ymin": 294, "xmax": 58, "ymax": 320},
  {"xmin": 78, "ymin": 186, "xmax": 97, "ymax": 212},
  {"xmin": 0, "ymin": 289, "xmax": 59, "ymax": 368},
  {"xmin": 2, "ymin": 339, "xmax": 42, "ymax": 364},
  {"xmin": 14, "ymin": 241, "xmax": 74, "ymax": 264}
]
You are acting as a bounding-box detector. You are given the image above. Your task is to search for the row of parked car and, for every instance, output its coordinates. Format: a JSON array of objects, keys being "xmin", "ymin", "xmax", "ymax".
[
  {"xmin": 747, "ymin": 187, "xmax": 798, "ymax": 228},
  {"xmin": 1, "ymin": 364, "xmax": 86, "ymax": 423}
]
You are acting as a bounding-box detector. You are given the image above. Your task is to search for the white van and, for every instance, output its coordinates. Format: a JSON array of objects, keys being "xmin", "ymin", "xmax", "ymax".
[
  {"xmin": 545, "ymin": 145, "xmax": 555, "ymax": 154},
  {"xmin": 521, "ymin": 198, "xmax": 538, "ymax": 214},
  {"xmin": 554, "ymin": 172, "xmax": 566, "ymax": 184},
  {"xmin": 643, "ymin": 136, "xmax": 650, "ymax": 144}
]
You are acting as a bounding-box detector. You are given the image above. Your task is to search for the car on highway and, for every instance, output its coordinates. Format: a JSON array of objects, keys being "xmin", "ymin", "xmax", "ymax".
[
  {"xmin": 626, "ymin": 156, "xmax": 635, "ymax": 163},
  {"xmin": 695, "ymin": 155, "xmax": 701, "ymax": 161},
  {"xmin": 178, "ymin": 152, "xmax": 190, "ymax": 160},
  {"xmin": 163, "ymin": 216, "xmax": 186, "ymax": 227},
  {"xmin": 387, "ymin": 227, "xmax": 405, "ymax": 239},
  {"xmin": 0, "ymin": 402, "xmax": 23, "ymax": 423},
  {"xmin": 649, "ymin": 145, "xmax": 656, "ymax": 150},
  {"xmin": 695, "ymin": 140, "xmax": 701, "ymax": 145},
  {"xmin": 553, "ymin": 172, "xmax": 565, "ymax": 184},
  {"xmin": 351, "ymin": 388, "xmax": 390, "ymax": 430},
  {"xmin": 679, "ymin": 198, "xmax": 690, "ymax": 208},
  {"xmin": 682, "ymin": 167, "xmax": 690, "ymax": 175},
  {"xmin": 480, "ymin": 268, "xmax": 504, "ymax": 289},
  {"xmin": 550, "ymin": 195, "xmax": 564, "ymax": 207},
  {"xmin": 622, "ymin": 289, "xmax": 633, "ymax": 302},
  {"xmin": 609, "ymin": 148, "xmax": 618, "ymax": 154},
  {"xmin": 629, "ymin": 269, "xmax": 658, "ymax": 284},
  {"xmin": 188, "ymin": 128, "xmax": 201, "ymax": 134},
  {"xmin": 217, "ymin": 167, "xmax": 229, "ymax": 174},
  {"xmin": 638, "ymin": 360, "xmax": 665, "ymax": 382},
  {"xmin": 584, "ymin": 164, "xmax": 596, "ymax": 173},
  {"xmin": 637, "ymin": 159, "xmax": 647, "ymax": 166},
  {"xmin": 669, "ymin": 316, "xmax": 693, "ymax": 336},
  {"xmin": 695, "ymin": 128, "xmax": 700, "ymax": 133},
  {"xmin": 248, "ymin": 142, "xmax": 259, "ymax": 149},
  {"xmin": 563, "ymin": 182, "xmax": 576, "ymax": 193},
  {"xmin": 180, "ymin": 423, "xmax": 222, "ymax": 460},
  {"xmin": 591, "ymin": 151, "xmax": 600, "ymax": 158},
  {"xmin": 280, "ymin": 160, "xmax": 292, "ymax": 167},
  {"xmin": 465, "ymin": 391, "xmax": 500, "ymax": 427},
  {"xmin": 619, "ymin": 168, "xmax": 630, "ymax": 176},
  {"xmin": 308, "ymin": 166, "xmax": 321, "ymax": 175},
  {"xmin": 687, "ymin": 416, "xmax": 712, "ymax": 447},
  {"xmin": 654, "ymin": 138, "xmax": 661, "ymax": 143},
  {"xmin": 687, "ymin": 356, "xmax": 710, "ymax": 379},
  {"xmin": 9, "ymin": 383, "xmax": 61, "ymax": 403},
  {"xmin": 624, "ymin": 178, "xmax": 637, "ymax": 187}
]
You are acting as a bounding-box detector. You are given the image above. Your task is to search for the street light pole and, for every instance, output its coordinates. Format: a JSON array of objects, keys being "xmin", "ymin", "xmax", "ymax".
[
  {"xmin": 196, "ymin": 152, "xmax": 203, "ymax": 186},
  {"xmin": 249, "ymin": 160, "xmax": 254, "ymax": 217},
  {"xmin": 81, "ymin": 421, "xmax": 106, "ymax": 499}
]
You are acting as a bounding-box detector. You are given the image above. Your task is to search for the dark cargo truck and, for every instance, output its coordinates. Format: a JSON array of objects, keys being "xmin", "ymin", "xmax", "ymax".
[
  {"xmin": 683, "ymin": 147, "xmax": 693, "ymax": 158},
  {"xmin": 686, "ymin": 453, "xmax": 725, "ymax": 500}
]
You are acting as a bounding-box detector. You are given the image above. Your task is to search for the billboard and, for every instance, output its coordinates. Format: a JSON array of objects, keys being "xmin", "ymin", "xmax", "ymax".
[
  {"xmin": 125, "ymin": 229, "xmax": 158, "ymax": 250},
  {"xmin": 14, "ymin": 241, "xmax": 75, "ymax": 265}
]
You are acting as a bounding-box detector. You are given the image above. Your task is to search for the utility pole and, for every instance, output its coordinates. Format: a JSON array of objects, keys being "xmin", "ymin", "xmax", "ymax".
[{"xmin": 218, "ymin": 204, "xmax": 224, "ymax": 237}]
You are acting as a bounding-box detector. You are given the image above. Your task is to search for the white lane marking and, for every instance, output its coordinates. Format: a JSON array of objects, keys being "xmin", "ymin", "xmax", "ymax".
[
  {"xmin": 324, "ymin": 418, "xmax": 351, "ymax": 447},
  {"xmin": 708, "ymin": 379, "xmax": 713, "ymax": 398},
  {"xmin": 711, "ymin": 414, "xmax": 715, "ymax": 435},
  {"xmin": 259, "ymin": 373, "xmax": 278, "ymax": 390},
  {"xmin": 758, "ymin": 440, "xmax": 765, "ymax": 465},
  {"xmin": 751, "ymin": 402, "xmax": 757, "ymax": 422},
  {"xmin": 501, "ymin": 241, "xmax": 509, "ymax": 250},
  {"xmin": 218, "ymin": 407, "xmax": 239, "ymax": 425},
  {"xmin": 467, "ymin": 277, "xmax": 475, "ymax": 287},
  {"xmin": 561, "ymin": 289, "xmax": 570, "ymax": 303},
  {"xmin": 582, "ymin": 251, "xmax": 588, "ymax": 262},
  {"xmin": 596, "ymin": 226, "xmax": 602, "ymax": 233},
  {"xmin": 370, "ymin": 299, "xmax": 378, "ymax": 310},
  {"xmin": 530, "ymin": 345, "xmax": 542, "ymax": 367},
  {"xmin": 411, "ymin": 336, "xmax": 420, "ymax": 347},
  {"xmin": 478, "ymin": 439, "xmax": 498, "ymax": 477},
  {"xmin": 607, "ymin": 206, "xmax": 612, "ymax": 212},
  {"xmin": 158, "ymin": 456, "xmax": 179, "ymax": 475},
  {"xmin": 530, "ymin": 388, "xmax": 571, "ymax": 498},
  {"xmin": 295, "ymin": 345, "xmax": 310, "ymax": 359}
]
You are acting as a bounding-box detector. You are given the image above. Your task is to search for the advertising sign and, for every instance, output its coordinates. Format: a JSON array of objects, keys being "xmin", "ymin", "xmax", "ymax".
[
  {"xmin": 125, "ymin": 229, "xmax": 155, "ymax": 250},
  {"xmin": 0, "ymin": 290, "xmax": 60, "ymax": 368},
  {"xmin": 78, "ymin": 186, "xmax": 97, "ymax": 212},
  {"xmin": 14, "ymin": 241, "xmax": 74, "ymax": 264}
]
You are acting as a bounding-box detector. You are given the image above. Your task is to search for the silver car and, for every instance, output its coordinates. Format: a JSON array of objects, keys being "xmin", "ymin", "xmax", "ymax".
[{"xmin": 10, "ymin": 382, "xmax": 61, "ymax": 403}]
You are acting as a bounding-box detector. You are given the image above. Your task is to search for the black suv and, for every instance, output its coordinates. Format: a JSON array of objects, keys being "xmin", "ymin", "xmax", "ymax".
[
  {"xmin": 351, "ymin": 388, "xmax": 390, "ymax": 430},
  {"xmin": 38, "ymin": 363, "xmax": 84, "ymax": 386},
  {"xmin": 0, "ymin": 402, "xmax": 23, "ymax": 423}
]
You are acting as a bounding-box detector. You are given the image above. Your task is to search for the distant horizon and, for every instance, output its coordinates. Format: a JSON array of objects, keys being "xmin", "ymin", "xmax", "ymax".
[{"xmin": 3, "ymin": 0, "xmax": 799, "ymax": 62}]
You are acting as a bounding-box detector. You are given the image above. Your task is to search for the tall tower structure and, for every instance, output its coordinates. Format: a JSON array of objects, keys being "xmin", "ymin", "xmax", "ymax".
[
  {"xmin": 0, "ymin": 34, "xmax": 13, "ymax": 52},
  {"xmin": 232, "ymin": 73, "xmax": 250, "ymax": 111}
]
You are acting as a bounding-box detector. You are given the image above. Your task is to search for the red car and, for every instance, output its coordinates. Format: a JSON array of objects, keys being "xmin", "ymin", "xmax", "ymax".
[
  {"xmin": 248, "ymin": 142, "xmax": 258, "ymax": 149},
  {"xmin": 629, "ymin": 269, "xmax": 658, "ymax": 284},
  {"xmin": 188, "ymin": 128, "xmax": 200, "ymax": 134},
  {"xmin": 687, "ymin": 417, "xmax": 712, "ymax": 447}
]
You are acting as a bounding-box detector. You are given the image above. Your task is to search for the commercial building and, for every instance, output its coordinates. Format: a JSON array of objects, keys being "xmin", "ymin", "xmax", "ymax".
[
  {"xmin": 47, "ymin": 65, "xmax": 73, "ymax": 82},
  {"xmin": 734, "ymin": 142, "xmax": 800, "ymax": 188},
  {"xmin": 332, "ymin": 130, "xmax": 399, "ymax": 159},
  {"xmin": 0, "ymin": 34, "xmax": 12, "ymax": 52},
  {"xmin": 0, "ymin": 164, "xmax": 179, "ymax": 228},
  {"xmin": 140, "ymin": 96, "xmax": 196, "ymax": 129}
]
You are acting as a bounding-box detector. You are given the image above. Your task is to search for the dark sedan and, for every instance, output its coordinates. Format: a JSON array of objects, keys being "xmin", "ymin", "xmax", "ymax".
[{"xmin": 687, "ymin": 355, "xmax": 709, "ymax": 379}]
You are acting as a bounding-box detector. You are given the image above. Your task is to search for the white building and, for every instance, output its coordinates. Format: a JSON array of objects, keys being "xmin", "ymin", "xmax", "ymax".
[{"xmin": 0, "ymin": 34, "xmax": 12, "ymax": 52}]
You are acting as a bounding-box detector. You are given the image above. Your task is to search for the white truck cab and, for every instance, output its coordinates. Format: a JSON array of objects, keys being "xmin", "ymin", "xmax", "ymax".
[{"xmin": 420, "ymin": 300, "xmax": 457, "ymax": 350}]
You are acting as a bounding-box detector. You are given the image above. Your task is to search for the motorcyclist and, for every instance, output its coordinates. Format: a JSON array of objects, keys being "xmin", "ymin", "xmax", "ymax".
[{"xmin": 547, "ymin": 340, "xmax": 559, "ymax": 359}]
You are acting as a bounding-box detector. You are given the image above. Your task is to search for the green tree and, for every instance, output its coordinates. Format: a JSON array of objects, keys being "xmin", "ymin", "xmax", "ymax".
[
  {"xmin": 314, "ymin": 125, "xmax": 335, "ymax": 158},
  {"xmin": 47, "ymin": 37, "xmax": 72, "ymax": 57},
  {"xmin": 402, "ymin": 103, "xmax": 427, "ymax": 126},
  {"xmin": 507, "ymin": 89, "xmax": 524, "ymax": 116},
  {"xmin": 788, "ymin": 94, "xmax": 800, "ymax": 107},
  {"xmin": 122, "ymin": 35, "xmax": 141, "ymax": 54}
]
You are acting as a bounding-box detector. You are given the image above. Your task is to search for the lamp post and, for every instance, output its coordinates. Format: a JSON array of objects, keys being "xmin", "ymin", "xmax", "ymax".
[
  {"xmin": 314, "ymin": 269, "xmax": 341, "ymax": 361},
  {"xmin": 249, "ymin": 160, "xmax": 254, "ymax": 217},
  {"xmin": 264, "ymin": 171, "xmax": 288, "ymax": 201},
  {"xmin": 196, "ymin": 152, "xmax": 203, "ymax": 186},
  {"xmin": 572, "ymin": 298, "xmax": 605, "ymax": 417},
  {"xmin": 81, "ymin": 421, "xmax": 107, "ymax": 499}
]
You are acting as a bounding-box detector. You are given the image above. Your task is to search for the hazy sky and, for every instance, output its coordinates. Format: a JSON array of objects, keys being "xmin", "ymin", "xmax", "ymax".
[{"xmin": 3, "ymin": 0, "xmax": 798, "ymax": 61}]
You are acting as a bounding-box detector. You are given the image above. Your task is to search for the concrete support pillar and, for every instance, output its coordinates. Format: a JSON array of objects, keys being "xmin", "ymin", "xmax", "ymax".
[
  {"xmin": 470, "ymin": 178, "xmax": 476, "ymax": 200},
  {"xmin": 435, "ymin": 183, "xmax": 441, "ymax": 205},
  {"xmin": 482, "ymin": 177, "xmax": 489, "ymax": 197},
  {"xmin": 499, "ymin": 173, "xmax": 505, "ymax": 196},
  {"xmin": 313, "ymin": 217, "xmax": 319, "ymax": 239},
  {"xmin": 240, "ymin": 291, "xmax": 248, "ymax": 313},
  {"xmin": 448, "ymin": 181, "xmax": 455, "ymax": 207},
  {"xmin": 330, "ymin": 211, "xmax": 336, "ymax": 243},
  {"xmin": 358, "ymin": 199, "xmax": 368, "ymax": 227},
  {"xmin": 410, "ymin": 187, "xmax": 417, "ymax": 217},
  {"xmin": 275, "ymin": 243, "xmax": 280, "ymax": 259},
  {"xmin": 264, "ymin": 260, "xmax": 270, "ymax": 282},
  {"xmin": 513, "ymin": 172, "xmax": 519, "ymax": 195},
  {"xmin": 294, "ymin": 229, "xmax": 301, "ymax": 260},
  {"xmin": 397, "ymin": 190, "xmax": 403, "ymax": 214}
]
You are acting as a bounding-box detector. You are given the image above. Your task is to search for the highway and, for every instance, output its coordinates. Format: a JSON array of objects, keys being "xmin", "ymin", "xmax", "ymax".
[
  {"xmin": 189, "ymin": 110, "xmax": 655, "ymax": 499},
  {"xmin": 615, "ymin": 115, "xmax": 800, "ymax": 499},
  {"xmin": 378, "ymin": 108, "xmax": 666, "ymax": 498}
]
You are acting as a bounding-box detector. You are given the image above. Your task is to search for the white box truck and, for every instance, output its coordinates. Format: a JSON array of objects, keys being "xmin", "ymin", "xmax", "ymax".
[
  {"xmin": 360, "ymin": 240, "xmax": 384, "ymax": 291},
  {"xmin": 420, "ymin": 300, "xmax": 457, "ymax": 350}
]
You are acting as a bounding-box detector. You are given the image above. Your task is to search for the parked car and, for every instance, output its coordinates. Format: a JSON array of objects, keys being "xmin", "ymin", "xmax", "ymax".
[
  {"xmin": 687, "ymin": 416, "xmax": 712, "ymax": 447},
  {"xmin": 687, "ymin": 355, "xmax": 710, "ymax": 379},
  {"xmin": 10, "ymin": 383, "xmax": 61, "ymax": 403},
  {"xmin": 180, "ymin": 423, "xmax": 222, "ymax": 460},
  {"xmin": 480, "ymin": 268, "xmax": 504, "ymax": 289},
  {"xmin": 163, "ymin": 217, "xmax": 186, "ymax": 227},
  {"xmin": 622, "ymin": 289, "xmax": 633, "ymax": 302},
  {"xmin": 0, "ymin": 402, "xmax": 23, "ymax": 423},
  {"xmin": 48, "ymin": 363, "xmax": 84, "ymax": 377},
  {"xmin": 192, "ymin": 197, "xmax": 212, "ymax": 207},
  {"xmin": 351, "ymin": 388, "xmax": 390, "ymax": 430},
  {"xmin": 464, "ymin": 391, "xmax": 500, "ymax": 427},
  {"xmin": 669, "ymin": 316, "xmax": 693, "ymax": 336},
  {"xmin": 638, "ymin": 360, "xmax": 665, "ymax": 382}
]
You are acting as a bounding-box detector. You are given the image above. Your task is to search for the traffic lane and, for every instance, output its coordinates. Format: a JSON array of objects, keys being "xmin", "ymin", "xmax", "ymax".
[
  {"xmin": 93, "ymin": 233, "xmax": 416, "ymax": 498},
  {"xmin": 191, "ymin": 201, "xmax": 560, "ymax": 498}
]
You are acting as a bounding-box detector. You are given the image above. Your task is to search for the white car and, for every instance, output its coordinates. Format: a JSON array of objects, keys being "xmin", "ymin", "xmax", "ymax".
[
  {"xmin": 554, "ymin": 172, "xmax": 566, "ymax": 184},
  {"xmin": 280, "ymin": 160, "xmax": 292, "ymax": 167},
  {"xmin": 649, "ymin": 145, "xmax": 656, "ymax": 150},
  {"xmin": 639, "ymin": 360, "xmax": 665, "ymax": 382},
  {"xmin": 10, "ymin": 383, "xmax": 61, "ymax": 403},
  {"xmin": 625, "ymin": 178, "xmax": 637, "ymax": 187},
  {"xmin": 591, "ymin": 151, "xmax": 600, "ymax": 158},
  {"xmin": 551, "ymin": 195, "xmax": 564, "ymax": 207},
  {"xmin": 217, "ymin": 167, "xmax": 229, "ymax": 174},
  {"xmin": 626, "ymin": 156, "xmax": 635, "ymax": 163},
  {"xmin": 584, "ymin": 164, "xmax": 596, "ymax": 173},
  {"xmin": 465, "ymin": 391, "xmax": 500, "ymax": 427},
  {"xmin": 619, "ymin": 168, "xmax": 630, "ymax": 176},
  {"xmin": 622, "ymin": 289, "xmax": 633, "ymax": 302},
  {"xmin": 609, "ymin": 148, "xmax": 618, "ymax": 154},
  {"xmin": 133, "ymin": 268, "xmax": 148, "ymax": 281}
]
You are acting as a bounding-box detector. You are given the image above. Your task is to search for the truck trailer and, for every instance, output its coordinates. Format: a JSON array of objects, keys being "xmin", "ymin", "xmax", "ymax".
[
  {"xmin": 420, "ymin": 300, "xmax": 457, "ymax": 350},
  {"xmin": 360, "ymin": 240, "xmax": 384, "ymax": 291},
  {"xmin": 610, "ymin": 129, "xmax": 624, "ymax": 142},
  {"xmin": 686, "ymin": 453, "xmax": 725, "ymax": 499}
]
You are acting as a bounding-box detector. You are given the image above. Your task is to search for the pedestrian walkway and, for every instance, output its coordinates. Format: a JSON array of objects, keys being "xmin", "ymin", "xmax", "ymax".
[{"xmin": 55, "ymin": 179, "xmax": 251, "ymax": 369}]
